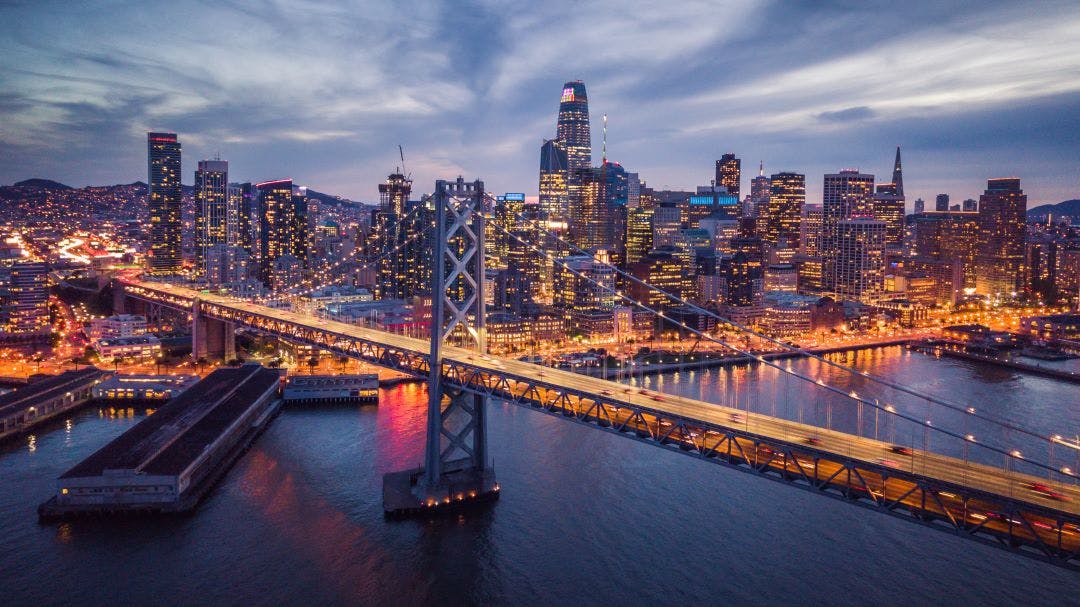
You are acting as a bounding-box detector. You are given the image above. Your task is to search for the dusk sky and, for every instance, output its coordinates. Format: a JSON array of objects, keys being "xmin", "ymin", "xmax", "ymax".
[{"xmin": 1, "ymin": 0, "xmax": 1078, "ymax": 207}]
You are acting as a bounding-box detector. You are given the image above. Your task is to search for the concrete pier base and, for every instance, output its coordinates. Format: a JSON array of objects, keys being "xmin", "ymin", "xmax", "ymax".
[{"xmin": 382, "ymin": 464, "xmax": 498, "ymax": 519}]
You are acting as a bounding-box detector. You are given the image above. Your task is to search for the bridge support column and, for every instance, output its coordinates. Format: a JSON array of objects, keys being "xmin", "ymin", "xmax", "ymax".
[
  {"xmin": 112, "ymin": 281, "xmax": 126, "ymax": 315},
  {"xmin": 384, "ymin": 177, "xmax": 498, "ymax": 517},
  {"xmin": 192, "ymin": 299, "xmax": 236, "ymax": 362}
]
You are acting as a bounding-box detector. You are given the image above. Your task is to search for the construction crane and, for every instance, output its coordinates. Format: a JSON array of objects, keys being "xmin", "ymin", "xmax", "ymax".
[{"xmin": 398, "ymin": 144, "xmax": 412, "ymax": 183}]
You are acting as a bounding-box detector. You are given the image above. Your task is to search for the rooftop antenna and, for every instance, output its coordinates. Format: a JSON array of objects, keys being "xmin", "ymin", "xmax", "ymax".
[
  {"xmin": 759, "ymin": 160, "xmax": 764, "ymax": 177},
  {"xmin": 602, "ymin": 114, "xmax": 607, "ymax": 164}
]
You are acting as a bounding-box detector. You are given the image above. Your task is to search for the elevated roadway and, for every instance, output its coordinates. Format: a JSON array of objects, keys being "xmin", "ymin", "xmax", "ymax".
[{"xmin": 119, "ymin": 279, "xmax": 1080, "ymax": 567}]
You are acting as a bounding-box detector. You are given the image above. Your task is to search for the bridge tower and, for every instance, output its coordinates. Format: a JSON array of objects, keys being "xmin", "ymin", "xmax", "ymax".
[{"xmin": 383, "ymin": 177, "xmax": 499, "ymax": 515}]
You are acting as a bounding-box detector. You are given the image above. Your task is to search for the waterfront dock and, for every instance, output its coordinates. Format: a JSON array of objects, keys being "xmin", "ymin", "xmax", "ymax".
[
  {"xmin": 39, "ymin": 364, "xmax": 282, "ymax": 520},
  {"xmin": 910, "ymin": 341, "xmax": 1080, "ymax": 383},
  {"xmin": 0, "ymin": 367, "xmax": 109, "ymax": 442},
  {"xmin": 283, "ymin": 373, "xmax": 379, "ymax": 405}
]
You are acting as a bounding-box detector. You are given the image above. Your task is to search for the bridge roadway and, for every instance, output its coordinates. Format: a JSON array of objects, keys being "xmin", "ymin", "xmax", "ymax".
[{"xmin": 122, "ymin": 280, "xmax": 1080, "ymax": 566}]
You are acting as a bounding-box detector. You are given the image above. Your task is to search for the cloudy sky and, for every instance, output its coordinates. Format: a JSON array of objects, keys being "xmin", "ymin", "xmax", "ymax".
[{"xmin": 1, "ymin": 0, "xmax": 1078, "ymax": 207}]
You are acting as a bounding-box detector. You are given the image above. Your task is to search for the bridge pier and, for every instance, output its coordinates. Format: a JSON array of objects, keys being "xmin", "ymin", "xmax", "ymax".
[
  {"xmin": 192, "ymin": 299, "xmax": 236, "ymax": 362},
  {"xmin": 384, "ymin": 177, "xmax": 498, "ymax": 517}
]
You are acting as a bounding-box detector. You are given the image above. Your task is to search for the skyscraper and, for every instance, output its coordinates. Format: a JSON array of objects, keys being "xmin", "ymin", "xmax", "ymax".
[
  {"xmin": 147, "ymin": 132, "xmax": 182, "ymax": 274},
  {"xmin": 935, "ymin": 194, "xmax": 950, "ymax": 212},
  {"xmin": 716, "ymin": 153, "xmax": 740, "ymax": 198},
  {"xmin": 538, "ymin": 139, "xmax": 569, "ymax": 221},
  {"xmin": 822, "ymin": 170, "xmax": 876, "ymax": 297},
  {"xmin": 891, "ymin": 146, "xmax": 904, "ymax": 198},
  {"xmin": 569, "ymin": 162, "xmax": 628, "ymax": 260},
  {"xmin": 195, "ymin": 159, "xmax": 229, "ymax": 278},
  {"xmin": 556, "ymin": 80, "xmax": 591, "ymax": 176},
  {"xmin": 763, "ymin": 172, "xmax": 804, "ymax": 246},
  {"xmin": 834, "ymin": 218, "xmax": 887, "ymax": 302},
  {"xmin": 256, "ymin": 179, "xmax": 299, "ymax": 285},
  {"xmin": 379, "ymin": 171, "xmax": 411, "ymax": 217},
  {"xmin": 975, "ymin": 178, "xmax": 1027, "ymax": 297}
]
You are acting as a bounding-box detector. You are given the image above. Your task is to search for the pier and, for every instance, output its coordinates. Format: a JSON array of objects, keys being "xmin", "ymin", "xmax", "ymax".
[{"xmin": 0, "ymin": 367, "xmax": 109, "ymax": 442}]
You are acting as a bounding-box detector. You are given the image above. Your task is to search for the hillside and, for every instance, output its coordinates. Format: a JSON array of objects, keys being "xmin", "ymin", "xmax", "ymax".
[{"xmin": 1028, "ymin": 199, "xmax": 1080, "ymax": 219}]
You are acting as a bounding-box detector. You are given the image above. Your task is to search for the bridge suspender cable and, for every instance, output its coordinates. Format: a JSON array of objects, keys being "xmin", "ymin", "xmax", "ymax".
[{"xmin": 497, "ymin": 215, "xmax": 1072, "ymax": 451}]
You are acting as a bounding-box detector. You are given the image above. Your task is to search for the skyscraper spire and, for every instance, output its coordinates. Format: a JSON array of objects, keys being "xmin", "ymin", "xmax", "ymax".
[
  {"xmin": 759, "ymin": 160, "xmax": 764, "ymax": 177},
  {"xmin": 892, "ymin": 146, "xmax": 903, "ymax": 198},
  {"xmin": 602, "ymin": 113, "xmax": 607, "ymax": 163}
]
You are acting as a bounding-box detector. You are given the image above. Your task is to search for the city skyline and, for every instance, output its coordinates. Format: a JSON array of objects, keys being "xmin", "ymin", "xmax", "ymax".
[{"xmin": 1, "ymin": 1, "xmax": 1078, "ymax": 206}]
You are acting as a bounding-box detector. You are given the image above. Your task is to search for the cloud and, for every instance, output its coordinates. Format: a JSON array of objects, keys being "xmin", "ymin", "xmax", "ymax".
[
  {"xmin": 817, "ymin": 107, "xmax": 876, "ymax": 123},
  {"xmin": 0, "ymin": 0, "xmax": 1077, "ymax": 205}
]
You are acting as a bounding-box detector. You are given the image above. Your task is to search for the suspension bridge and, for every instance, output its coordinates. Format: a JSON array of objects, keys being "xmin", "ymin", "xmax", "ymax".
[{"xmin": 116, "ymin": 177, "xmax": 1080, "ymax": 569}]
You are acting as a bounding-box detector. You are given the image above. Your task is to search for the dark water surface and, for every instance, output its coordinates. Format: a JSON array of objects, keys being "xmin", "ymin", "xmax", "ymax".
[{"xmin": 2, "ymin": 347, "xmax": 1079, "ymax": 605}]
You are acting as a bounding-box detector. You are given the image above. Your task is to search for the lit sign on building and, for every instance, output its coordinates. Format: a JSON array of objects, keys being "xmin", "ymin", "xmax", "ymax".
[
  {"xmin": 504, "ymin": 193, "xmax": 526, "ymax": 201},
  {"xmin": 561, "ymin": 87, "xmax": 575, "ymax": 103}
]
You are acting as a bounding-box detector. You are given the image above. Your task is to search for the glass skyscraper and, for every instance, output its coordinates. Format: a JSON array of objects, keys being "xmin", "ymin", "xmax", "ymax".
[
  {"xmin": 195, "ymin": 159, "xmax": 229, "ymax": 278},
  {"xmin": 147, "ymin": 132, "xmax": 182, "ymax": 275}
]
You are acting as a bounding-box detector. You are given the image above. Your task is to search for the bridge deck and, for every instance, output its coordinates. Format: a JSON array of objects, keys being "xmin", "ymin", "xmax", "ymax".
[{"xmin": 123, "ymin": 280, "xmax": 1080, "ymax": 563}]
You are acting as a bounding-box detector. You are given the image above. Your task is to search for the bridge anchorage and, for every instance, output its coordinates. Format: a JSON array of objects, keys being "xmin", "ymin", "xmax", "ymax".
[{"xmin": 382, "ymin": 177, "xmax": 500, "ymax": 517}]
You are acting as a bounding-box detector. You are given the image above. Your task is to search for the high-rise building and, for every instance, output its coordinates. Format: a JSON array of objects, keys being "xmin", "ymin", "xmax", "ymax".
[
  {"xmin": 256, "ymin": 179, "xmax": 302, "ymax": 286},
  {"xmin": 834, "ymin": 218, "xmax": 887, "ymax": 302},
  {"xmin": 975, "ymin": 178, "xmax": 1027, "ymax": 297},
  {"xmin": 556, "ymin": 81, "xmax": 591, "ymax": 177},
  {"xmin": 750, "ymin": 161, "xmax": 770, "ymax": 202},
  {"xmin": 715, "ymin": 153, "xmax": 740, "ymax": 199},
  {"xmin": 913, "ymin": 198, "xmax": 925, "ymax": 214},
  {"xmin": 568, "ymin": 162, "xmax": 628, "ymax": 260},
  {"xmin": 909, "ymin": 211, "xmax": 981, "ymax": 290},
  {"xmin": 962, "ymin": 198, "xmax": 978, "ymax": 212},
  {"xmin": 822, "ymin": 170, "xmax": 876, "ymax": 296},
  {"xmin": 763, "ymin": 172, "xmax": 804, "ymax": 246},
  {"xmin": 538, "ymin": 139, "xmax": 569, "ymax": 221},
  {"xmin": 873, "ymin": 186, "xmax": 905, "ymax": 249},
  {"xmin": 891, "ymin": 146, "xmax": 904, "ymax": 198},
  {"xmin": 800, "ymin": 204, "xmax": 824, "ymax": 256},
  {"xmin": 379, "ymin": 172, "xmax": 412, "ymax": 217},
  {"xmin": 147, "ymin": 132, "xmax": 182, "ymax": 274},
  {"xmin": 194, "ymin": 159, "xmax": 229, "ymax": 278},
  {"xmin": 229, "ymin": 182, "xmax": 256, "ymax": 254},
  {"xmin": 935, "ymin": 194, "xmax": 950, "ymax": 212},
  {"xmin": 625, "ymin": 205, "xmax": 654, "ymax": 265},
  {"xmin": 2, "ymin": 260, "xmax": 49, "ymax": 335}
]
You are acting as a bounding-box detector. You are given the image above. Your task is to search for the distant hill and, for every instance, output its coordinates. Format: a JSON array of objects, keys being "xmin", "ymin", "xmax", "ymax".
[
  {"xmin": 12, "ymin": 178, "xmax": 72, "ymax": 189},
  {"xmin": 306, "ymin": 189, "xmax": 360, "ymax": 207},
  {"xmin": 1028, "ymin": 199, "xmax": 1080, "ymax": 219}
]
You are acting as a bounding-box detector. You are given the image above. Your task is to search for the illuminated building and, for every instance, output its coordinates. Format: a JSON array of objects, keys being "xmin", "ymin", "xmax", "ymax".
[
  {"xmin": 539, "ymin": 139, "xmax": 569, "ymax": 222},
  {"xmin": 872, "ymin": 184, "xmax": 905, "ymax": 249},
  {"xmin": 963, "ymin": 198, "xmax": 978, "ymax": 212},
  {"xmin": 822, "ymin": 169, "xmax": 876, "ymax": 295},
  {"xmin": 1, "ymin": 260, "xmax": 49, "ymax": 336},
  {"xmin": 1019, "ymin": 314, "xmax": 1080, "ymax": 340},
  {"xmin": 715, "ymin": 153, "xmax": 740, "ymax": 199},
  {"xmin": 271, "ymin": 254, "xmax": 303, "ymax": 293},
  {"xmin": 87, "ymin": 314, "xmax": 147, "ymax": 340},
  {"xmin": 764, "ymin": 172, "xmax": 804, "ymax": 246},
  {"xmin": 203, "ymin": 243, "xmax": 254, "ymax": 287},
  {"xmin": 699, "ymin": 215, "xmax": 739, "ymax": 255},
  {"xmin": 688, "ymin": 186, "xmax": 739, "ymax": 225},
  {"xmin": 229, "ymin": 182, "xmax": 256, "ymax": 254},
  {"xmin": 890, "ymin": 146, "xmax": 904, "ymax": 198},
  {"xmin": 794, "ymin": 255, "xmax": 825, "ymax": 295},
  {"xmin": 147, "ymin": 132, "xmax": 182, "ymax": 275},
  {"xmin": 553, "ymin": 255, "xmax": 616, "ymax": 311},
  {"xmin": 557, "ymin": 80, "xmax": 592, "ymax": 178},
  {"xmin": 834, "ymin": 218, "xmax": 887, "ymax": 302},
  {"xmin": 195, "ymin": 159, "xmax": 229, "ymax": 278},
  {"xmin": 379, "ymin": 172, "xmax": 411, "ymax": 217},
  {"xmin": 913, "ymin": 198, "xmax": 925, "ymax": 214},
  {"xmin": 910, "ymin": 211, "xmax": 980, "ymax": 290},
  {"xmin": 749, "ymin": 161, "xmax": 770, "ymax": 205},
  {"xmin": 94, "ymin": 335, "xmax": 162, "ymax": 360},
  {"xmin": 625, "ymin": 205, "xmax": 654, "ymax": 265},
  {"xmin": 569, "ymin": 162, "xmax": 628, "ymax": 261},
  {"xmin": 256, "ymin": 179, "xmax": 305, "ymax": 286},
  {"xmin": 629, "ymin": 248, "xmax": 694, "ymax": 310},
  {"xmin": 764, "ymin": 264, "xmax": 797, "ymax": 292},
  {"xmin": 652, "ymin": 203, "xmax": 682, "ymax": 248},
  {"xmin": 975, "ymin": 178, "xmax": 1027, "ymax": 297},
  {"xmin": 800, "ymin": 204, "xmax": 823, "ymax": 256}
]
